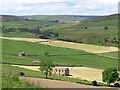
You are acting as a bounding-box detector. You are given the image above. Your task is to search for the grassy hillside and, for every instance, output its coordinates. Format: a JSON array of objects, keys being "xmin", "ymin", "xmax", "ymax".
[
  {"xmin": 2, "ymin": 72, "xmax": 40, "ymax": 88},
  {"xmin": 2, "ymin": 39, "xmax": 118, "ymax": 69},
  {"xmin": 1, "ymin": 15, "xmax": 24, "ymax": 21},
  {"xmin": 21, "ymin": 15, "xmax": 85, "ymax": 22},
  {"xmin": 1, "ymin": 14, "xmax": 118, "ymax": 47}
]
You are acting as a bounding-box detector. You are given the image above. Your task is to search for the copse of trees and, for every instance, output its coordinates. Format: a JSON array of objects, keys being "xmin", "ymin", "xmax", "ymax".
[
  {"xmin": 2, "ymin": 27, "xmax": 59, "ymax": 38},
  {"xmin": 103, "ymin": 37, "xmax": 120, "ymax": 44},
  {"xmin": 57, "ymin": 38, "xmax": 83, "ymax": 44}
]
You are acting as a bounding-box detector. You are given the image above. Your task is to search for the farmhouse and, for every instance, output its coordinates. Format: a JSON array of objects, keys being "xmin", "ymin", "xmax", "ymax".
[
  {"xmin": 18, "ymin": 52, "xmax": 26, "ymax": 57},
  {"xmin": 54, "ymin": 68, "xmax": 69, "ymax": 76}
]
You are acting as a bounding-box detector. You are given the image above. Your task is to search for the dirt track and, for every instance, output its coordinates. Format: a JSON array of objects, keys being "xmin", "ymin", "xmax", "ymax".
[
  {"xmin": 19, "ymin": 77, "xmax": 114, "ymax": 89},
  {"xmin": 1, "ymin": 37, "xmax": 118, "ymax": 54}
]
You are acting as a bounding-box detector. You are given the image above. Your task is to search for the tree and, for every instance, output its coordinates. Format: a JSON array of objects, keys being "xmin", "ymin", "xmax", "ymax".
[
  {"xmin": 102, "ymin": 68, "xmax": 119, "ymax": 86},
  {"xmin": 39, "ymin": 60, "xmax": 54, "ymax": 78},
  {"xmin": 91, "ymin": 80, "xmax": 97, "ymax": 86},
  {"xmin": 104, "ymin": 26, "xmax": 109, "ymax": 30},
  {"xmin": 84, "ymin": 26, "xmax": 87, "ymax": 29}
]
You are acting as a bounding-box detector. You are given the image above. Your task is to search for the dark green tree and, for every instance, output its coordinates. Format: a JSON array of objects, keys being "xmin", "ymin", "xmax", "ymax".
[{"xmin": 102, "ymin": 68, "xmax": 119, "ymax": 86}]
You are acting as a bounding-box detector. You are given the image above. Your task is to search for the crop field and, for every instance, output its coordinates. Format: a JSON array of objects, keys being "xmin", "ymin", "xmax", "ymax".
[
  {"xmin": 2, "ymin": 39, "xmax": 118, "ymax": 69},
  {"xmin": 1, "ymin": 37, "xmax": 118, "ymax": 53},
  {"xmin": 2, "ymin": 64, "xmax": 98, "ymax": 85}
]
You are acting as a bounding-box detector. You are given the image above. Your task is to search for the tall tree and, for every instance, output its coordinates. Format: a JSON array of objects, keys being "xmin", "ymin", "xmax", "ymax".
[
  {"xmin": 102, "ymin": 68, "xmax": 119, "ymax": 86},
  {"xmin": 39, "ymin": 60, "xmax": 54, "ymax": 78}
]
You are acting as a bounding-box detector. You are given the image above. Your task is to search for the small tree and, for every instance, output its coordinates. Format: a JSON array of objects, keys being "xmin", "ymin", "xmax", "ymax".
[
  {"xmin": 44, "ymin": 52, "xmax": 49, "ymax": 57},
  {"xmin": 84, "ymin": 26, "xmax": 87, "ymax": 29},
  {"xmin": 102, "ymin": 68, "xmax": 119, "ymax": 86},
  {"xmin": 39, "ymin": 60, "xmax": 54, "ymax": 78},
  {"xmin": 91, "ymin": 80, "xmax": 97, "ymax": 86}
]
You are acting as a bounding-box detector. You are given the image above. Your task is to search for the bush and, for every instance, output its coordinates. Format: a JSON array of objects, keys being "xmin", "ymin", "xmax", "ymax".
[
  {"xmin": 104, "ymin": 26, "xmax": 108, "ymax": 30},
  {"xmin": 18, "ymin": 72, "xmax": 25, "ymax": 76},
  {"xmin": 91, "ymin": 80, "xmax": 97, "ymax": 86},
  {"xmin": 114, "ymin": 83, "xmax": 120, "ymax": 87}
]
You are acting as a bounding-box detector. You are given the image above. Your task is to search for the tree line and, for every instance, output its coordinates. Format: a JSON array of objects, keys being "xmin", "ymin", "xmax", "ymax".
[{"xmin": 2, "ymin": 26, "xmax": 59, "ymax": 39}]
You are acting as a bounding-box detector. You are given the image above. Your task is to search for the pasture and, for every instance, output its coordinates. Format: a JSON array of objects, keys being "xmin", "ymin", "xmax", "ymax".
[
  {"xmin": 1, "ymin": 37, "xmax": 119, "ymax": 53},
  {"xmin": 2, "ymin": 39, "xmax": 118, "ymax": 69}
]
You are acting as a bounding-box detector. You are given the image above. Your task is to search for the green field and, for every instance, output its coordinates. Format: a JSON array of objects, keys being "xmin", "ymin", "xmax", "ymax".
[
  {"xmin": 2, "ymin": 32, "xmax": 37, "ymax": 38},
  {"xmin": 101, "ymin": 51, "xmax": 119, "ymax": 59},
  {"xmin": 2, "ymin": 39, "xmax": 118, "ymax": 69}
]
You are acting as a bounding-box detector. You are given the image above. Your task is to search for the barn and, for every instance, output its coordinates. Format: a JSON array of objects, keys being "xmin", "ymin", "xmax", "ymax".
[
  {"xmin": 18, "ymin": 52, "xmax": 26, "ymax": 57},
  {"xmin": 54, "ymin": 68, "xmax": 69, "ymax": 76}
]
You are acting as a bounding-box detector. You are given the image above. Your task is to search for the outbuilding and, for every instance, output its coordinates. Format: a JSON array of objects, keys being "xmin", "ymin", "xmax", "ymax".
[
  {"xmin": 18, "ymin": 52, "xmax": 26, "ymax": 57},
  {"xmin": 54, "ymin": 68, "xmax": 69, "ymax": 76}
]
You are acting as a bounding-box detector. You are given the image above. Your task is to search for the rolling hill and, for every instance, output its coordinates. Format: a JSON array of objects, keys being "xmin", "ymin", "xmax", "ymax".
[
  {"xmin": 1, "ymin": 14, "xmax": 118, "ymax": 47},
  {"xmin": 0, "ymin": 15, "xmax": 24, "ymax": 21}
]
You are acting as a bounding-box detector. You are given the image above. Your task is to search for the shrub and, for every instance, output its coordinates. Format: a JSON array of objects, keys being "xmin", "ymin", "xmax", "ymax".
[
  {"xmin": 18, "ymin": 72, "xmax": 25, "ymax": 76},
  {"xmin": 114, "ymin": 83, "xmax": 120, "ymax": 87},
  {"xmin": 104, "ymin": 26, "xmax": 109, "ymax": 30},
  {"xmin": 91, "ymin": 80, "xmax": 97, "ymax": 86}
]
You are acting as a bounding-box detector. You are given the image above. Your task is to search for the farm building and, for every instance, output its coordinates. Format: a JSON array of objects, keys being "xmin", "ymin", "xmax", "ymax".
[
  {"xmin": 18, "ymin": 52, "xmax": 26, "ymax": 57},
  {"xmin": 54, "ymin": 68, "xmax": 69, "ymax": 76}
]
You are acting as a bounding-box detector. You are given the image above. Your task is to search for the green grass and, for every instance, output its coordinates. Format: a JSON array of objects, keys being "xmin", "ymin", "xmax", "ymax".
[
  {"xmin": 2, "ymin": 39, "xmax": 118, "ymax": 69},
  {"xmin": 2, "ymin": 32, "xmax": 37, "ymax": 38},
  {"xmin": 101, "ymin": 51, "xmax": 119, "ymax": 59},
  {"xmin": 2, "ymin": 71, "xmax": 41, "ymax": 88}
]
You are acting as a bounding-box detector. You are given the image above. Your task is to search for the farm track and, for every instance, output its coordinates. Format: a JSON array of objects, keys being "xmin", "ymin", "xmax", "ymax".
[
  {"xmin": 19, "ymin": 77, "xmax": 116, "ymax": 89},
  {"xmin": 1, "ymin": 37, "xmax": 119, "ymax": 54}
]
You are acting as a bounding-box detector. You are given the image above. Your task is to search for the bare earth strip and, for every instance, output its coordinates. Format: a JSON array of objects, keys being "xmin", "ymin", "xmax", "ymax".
[
  {"xmin": 19, "ymin": 77, "xmax": 115, "ymax": 89},
  {"xmin": 1, "ymin": 37, "xmax": 118, "ymax": 54},
  {"xmin": 12, "ymin": 65, "xmax": 103, "ymax": 82}
]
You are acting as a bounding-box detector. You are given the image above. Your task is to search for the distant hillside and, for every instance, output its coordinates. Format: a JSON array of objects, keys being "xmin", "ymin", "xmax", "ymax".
[
  {"xmin": 81, "ymin": 14, "xmax": 118, "ymax": 26},
  {"xmin": 0, "ymin": 15, "xmax": 24, "ymax": 21},
  {"xmin": 21, "ymin": 15, "xmax": 88, "ymax": 22}
]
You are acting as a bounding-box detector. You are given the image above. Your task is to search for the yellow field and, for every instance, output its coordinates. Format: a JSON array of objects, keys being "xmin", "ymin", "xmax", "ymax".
[
  {"xmin": 1, "ymin": 37, "xmax": 118, "ymax": 54},
  {"xmin": 12, "ymin": 65, "xmax": 103, "ymax": 82}
]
